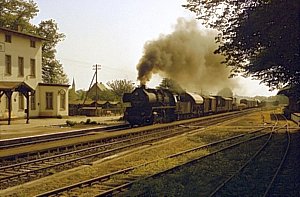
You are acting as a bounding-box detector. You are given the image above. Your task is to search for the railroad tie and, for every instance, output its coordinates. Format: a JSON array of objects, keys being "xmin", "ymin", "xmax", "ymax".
[{"xmin": 0, "ymin": 171, "xmax": 13, "ymax": 176}]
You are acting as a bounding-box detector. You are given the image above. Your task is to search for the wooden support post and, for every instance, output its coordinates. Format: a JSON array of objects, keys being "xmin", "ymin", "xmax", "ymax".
[
  {"xmin": 25, "ymin": 92, "xmax": 30, "ymax": 124},
  {"xmin": 5, "ymin": 91, "xmax": 13, "ymax": 125}
]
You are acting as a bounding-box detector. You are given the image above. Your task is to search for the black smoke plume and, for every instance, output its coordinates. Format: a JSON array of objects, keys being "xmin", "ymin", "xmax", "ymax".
[{"xmin": 136, "ymin": 18, "xmax": 239, "ymax": 93}]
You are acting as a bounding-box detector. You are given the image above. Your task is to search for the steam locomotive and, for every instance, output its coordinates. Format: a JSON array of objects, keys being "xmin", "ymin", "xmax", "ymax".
[{"xmin": 122, "ymin": 86, "xmax": 258, "ymax": 126}]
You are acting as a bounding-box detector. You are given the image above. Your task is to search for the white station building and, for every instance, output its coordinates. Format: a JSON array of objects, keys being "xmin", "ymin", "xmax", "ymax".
[{"xmin": 0, "ymin": 27, "xmax": 69, "ymax": 124}]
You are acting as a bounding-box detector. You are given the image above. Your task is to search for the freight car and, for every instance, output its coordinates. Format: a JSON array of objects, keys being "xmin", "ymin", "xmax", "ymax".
[
  {"xmin": 214, "ymin": 96, "xmax": 233, "ymax": 113},
  {"xmin": 123, "ymin": 86, "xmax": 256, "ymax": 126},
  {"xmin": 176, "ymin": 92, "xmax": 204, "ymax": 119},
  {"xmin": 240, "ymin": 99, "xmax": 258, "ymax": 108}
]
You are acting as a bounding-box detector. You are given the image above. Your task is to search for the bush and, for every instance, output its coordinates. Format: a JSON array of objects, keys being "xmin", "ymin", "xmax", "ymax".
[
  {"xmin": 66, "ymin": 120, "xmax": 76, "ymax": 127},
  {"xmin": 57, "ymin": 115, "xmax": 63, "ymax": 119},
  {"xmin": 85, "ymin": 118, "xmax": 91, "ymax": 124}
]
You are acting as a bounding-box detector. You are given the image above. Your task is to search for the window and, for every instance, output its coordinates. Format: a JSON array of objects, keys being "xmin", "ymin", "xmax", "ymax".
[
  {"xmin": 18, "ymin": 57, "xmax": 24, "ymax": 77},
  {"xmin": 19, "ymin": 93, "xmax": 24, "ymax": 110},
  {"xmin": 31, "ymin": 94, "xmax": 36, "ymax": 110},
  {"xmin": 5, "ymin": 95, "xmax": 9, "ymax": 110},
  {"xmin": 0, "ymin": 42, "xmax": 4, "ymax": 52},
  {"xmin": 60, "ymin": 91, "xmax": 66, "ymax": 110},
  {"xmin": 5, "ymin": 55, "xmax": 12, "ymax": 75},
  {"xmin": 5, "ymin": 34, "xmax": 11, "ymax": 43},
  {"xmin": 46, "ymin": 92, "xmax": 53, "ymax": 110},
  {"xmin": 30, "ymin": 59, "xmax": 36, "ymax": 77},
  {"xmin": 30, "ymin": 40, "xmax": 36, "ymax": 48}
]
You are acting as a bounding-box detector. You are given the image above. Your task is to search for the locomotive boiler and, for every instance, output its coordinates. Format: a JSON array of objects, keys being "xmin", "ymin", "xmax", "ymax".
[
  {"xmin": 123, "ymin": 86, "xmax": 207, "ymax": 126},
  {"xmin": 122, "ymin": 86, "xmax": 177, "ymax": 125}
]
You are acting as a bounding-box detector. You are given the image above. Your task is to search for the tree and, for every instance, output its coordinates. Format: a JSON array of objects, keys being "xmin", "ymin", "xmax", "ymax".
[
  {"xmin": 217, "ymin": 87, "xmax": 233, "ymax": 98},
  {"xmin": 76, "ymin": 89, "xmax": 86, "ymax": 100},
  {"xmin": 183, "ymin": 0, "xmax": 300, "ymax": 90},
  {"xmin": 37, "ymin": 19, "xmax": 68, "ymax": 84},
  {"xmin": 89, "ymin": 89, "xmax": 117, "ymax": 101},
  {"xmin": 106, "ymin": 79, "xmax": 135, "ymax": 101},
  {"xmin": 0, "ymin": 0, "xmax": 68, "ymax": 84},
  {"xmin": 0, "ymin": 0, "xmax": 38, "ymax": 32},
  {"xmin": 157, "ymin": 78, "xmax": 185, "ymax": 94}
]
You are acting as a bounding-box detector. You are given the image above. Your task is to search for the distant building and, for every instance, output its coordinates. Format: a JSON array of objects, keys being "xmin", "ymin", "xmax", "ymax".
[
  {"xmin": 68, "ymin": 77, "xmax": 78, "ymax": 101},
  {"xmin": 0, "ymin": 27, "xmax": 69, "ymax": 124},
  {"xmin": 88, "ymin": 82, "xmax": 107, "ymax": 96},
  {"xmin": 68, "ymin": 82, "xmax": 124, "ymax": 116}
]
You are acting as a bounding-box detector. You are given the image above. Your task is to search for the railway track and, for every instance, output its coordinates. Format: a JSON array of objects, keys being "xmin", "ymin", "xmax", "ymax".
[
  {"xmin": 209, "ymin": 125, "xmax": 290, "ymax": 196},
  {"xmin": 0, "ymin": 126, "xmax": 193, "ymax": 189},
  {"xmin": 0, "ymin": 109, "xmax": 257, "ymax": 150},
  {"xmin": 1, "ymin": 109, "xmax": 254, "ymax": 166},
  {"xmin": 0, "ymin": 124, "xmax": 129, "ymax": 149},
  {"xmin": 35, "ymin": 125, "xmax": 274, "ymax": 196},
  {"xmin": 0, "ymin": 109, "xmax": 256, "ymax": 190},
  {"xmin": 267, "ymin": 129, "xmax": 300, "ymax": 196},
  {"xmin": 117, "ymin": 112, "xmax": 296, "ymax": 196}
]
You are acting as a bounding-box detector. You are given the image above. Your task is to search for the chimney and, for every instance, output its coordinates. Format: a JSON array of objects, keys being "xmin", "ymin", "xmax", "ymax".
[{"xmin": 140, "ymin": 83, "xmax": 146, "ymax": 89}]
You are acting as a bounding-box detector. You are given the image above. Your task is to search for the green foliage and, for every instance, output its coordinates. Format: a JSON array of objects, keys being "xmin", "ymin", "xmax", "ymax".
[
  {"xmin": 88, "ymin": 89, "xmax": 117, "ymax": 101},
  {"xmin": 157, "ymin": 78, "xmax": 185, "ymax": 94},
  {"xmin": 68, "ymin": 88, "xmax": 78, "ymax": 102},
  {"xmin": 66, "ymin": 120, "xmax": 76, "ymax": 127},
  {"xmin": 85, "ymin": 118, "xmax": 91, "ymax": 124},
  {"xmin": 183, "ymin": 0, "xmax": 300, "ymax": 90},
  {"xmin": 37, "ymin": 19, "xmax": 68, "ymax": 84},
  {"xmin": 0, "ymin": 0, "xmax": 68, "ymax": 84},
  {"xmin": 106, "ymin": 79, "xmax": 135, "ymax": 101},
  {"xmin": 0, "ymin": 0, "xmax": 38, "ymax": 32},
  {"xmin": 76, "ymin": 89, "xmax": 87, "ymax": 100},
  {"xmin": 66, "ymin": 119, "xmax": 98, "ymax": 127},
  {"xmin": 254, "ymin": 95, "xmax": 289, "ymax": 105}
]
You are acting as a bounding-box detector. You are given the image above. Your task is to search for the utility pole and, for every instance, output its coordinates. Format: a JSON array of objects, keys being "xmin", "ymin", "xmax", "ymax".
[{"xmin": 93, "ymin": 64, "xmax": 101, "ymax": 116}]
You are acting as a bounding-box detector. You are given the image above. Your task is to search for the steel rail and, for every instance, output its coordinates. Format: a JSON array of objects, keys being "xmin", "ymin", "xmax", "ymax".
[
  {"xmin": 263, "ymin": 114, "xmax": 291, "ymax": 197},
  {"xmin": 0, "ymin": 124, "xmax": 204, "ymax": 189},
  {"xmin": 208, "ymin": 112, "xmax": 289, "ymax": 196},
  {"xmin": 0, "ymin": 124, "xmax": 129, "ymax": 149},
  {"xmin": 1, "ymin": 109, "xmax": 254, "ymax": 166},
  {"xmin": 35, "ymin": 127, "xmax": 271, "ymax": 197}
]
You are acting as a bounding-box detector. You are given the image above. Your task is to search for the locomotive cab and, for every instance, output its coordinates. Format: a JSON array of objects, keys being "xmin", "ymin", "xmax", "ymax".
[{"xmin": 122, "ymin": 86, "xmax": 177, "ymax": 126}]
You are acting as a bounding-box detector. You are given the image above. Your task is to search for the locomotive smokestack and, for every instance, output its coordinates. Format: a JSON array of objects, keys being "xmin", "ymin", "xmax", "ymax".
[{"xmin": 140, "ymin": 83, "xmax": 146, "ymax": 89}]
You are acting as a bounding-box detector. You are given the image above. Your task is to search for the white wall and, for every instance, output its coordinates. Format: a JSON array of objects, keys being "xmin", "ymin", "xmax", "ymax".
[
  {"xmin": 0, "ymin": 32, "xmax": 42, "ymax": 89},
  {"xmin": 38, "ymin": 84, "xmax": 69, "ymax": 117},
  {"xmin": 0, "ymin": 30, "xmax": 69, "ymax": 119}
]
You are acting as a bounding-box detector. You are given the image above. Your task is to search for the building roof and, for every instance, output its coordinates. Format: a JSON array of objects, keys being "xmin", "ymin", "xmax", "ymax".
[
  {"xmin": 0, "ymin": 27, "xmax": 47, "ymax": 41},
  {"xmin": 90, "ymin": 82, "xmax": 107, "ymax": 91},
  {"xmin": 38, "ymin": 83, "xmax": 70, "ymax": 87},
  {"xmin": 0, "ymin": 81, "xmax": 34, "ymax": 92}
]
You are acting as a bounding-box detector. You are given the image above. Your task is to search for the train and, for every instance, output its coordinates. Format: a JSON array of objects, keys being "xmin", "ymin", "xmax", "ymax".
[{"xmin": 122, "ymin": 86, "xmax": 259, "ymax": 126}]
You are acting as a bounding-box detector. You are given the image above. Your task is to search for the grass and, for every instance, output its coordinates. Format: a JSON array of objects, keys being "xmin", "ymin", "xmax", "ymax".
[{"xmin": 1, "ymin": 108, "xmax": 292, "ymax": 196}]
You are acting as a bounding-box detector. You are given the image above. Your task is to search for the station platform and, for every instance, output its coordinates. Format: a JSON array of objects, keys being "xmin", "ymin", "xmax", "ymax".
[{"xmin": 0, "ymin": 116, "xmax": 123, "ymax": 140}]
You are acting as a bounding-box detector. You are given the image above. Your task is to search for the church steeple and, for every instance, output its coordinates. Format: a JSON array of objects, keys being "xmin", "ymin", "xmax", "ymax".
[{"xmin": 72, "ymin": 77, "xmax": 75, "ymax": 90}]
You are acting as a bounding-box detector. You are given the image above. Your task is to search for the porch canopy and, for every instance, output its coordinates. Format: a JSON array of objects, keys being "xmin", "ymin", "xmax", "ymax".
[{"xmin": 0, "ymin": 81, "xmax": 34, "ymax": 125}]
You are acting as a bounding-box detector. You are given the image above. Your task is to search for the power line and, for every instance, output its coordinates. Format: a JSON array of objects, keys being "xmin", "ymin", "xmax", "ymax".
[{"xmin": 58, "ymin": 57, "xmax": 137, "ymax": 75}]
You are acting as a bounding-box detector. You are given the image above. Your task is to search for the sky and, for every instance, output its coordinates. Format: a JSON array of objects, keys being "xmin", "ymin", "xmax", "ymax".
[{"xmin": 31, "ymin": 0, "xmax": 277, "ymax": 97}]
